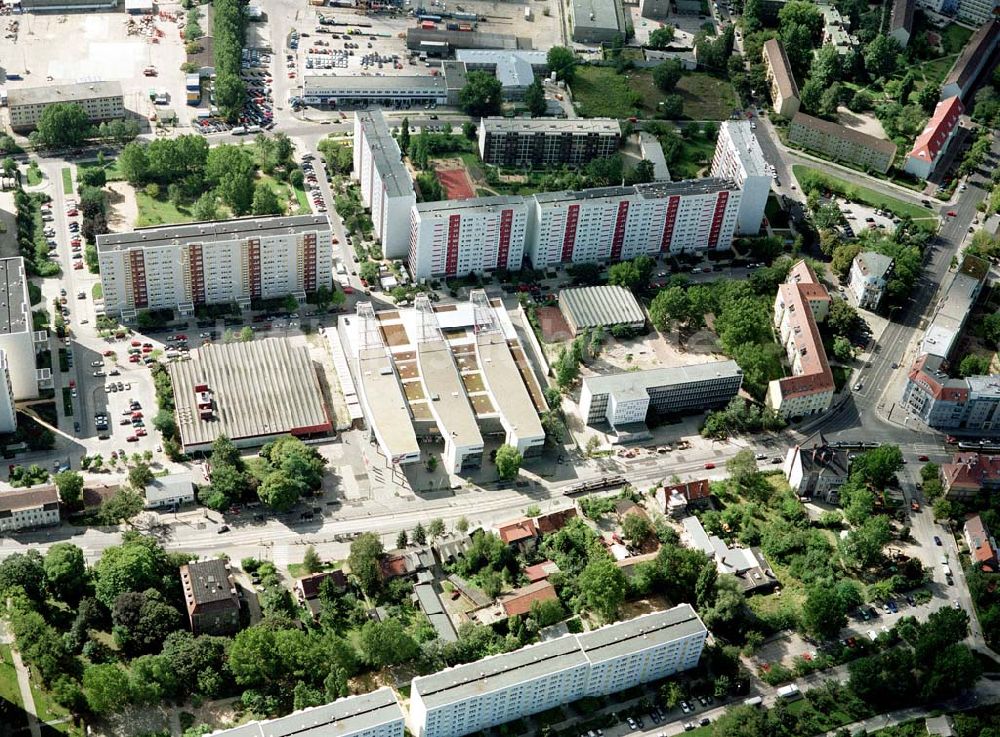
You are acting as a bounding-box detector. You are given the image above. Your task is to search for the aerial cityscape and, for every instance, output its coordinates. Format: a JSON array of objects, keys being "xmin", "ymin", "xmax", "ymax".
[{"xmin": 0, "ymin": 0, "xmax": 998, "ymax": 735}]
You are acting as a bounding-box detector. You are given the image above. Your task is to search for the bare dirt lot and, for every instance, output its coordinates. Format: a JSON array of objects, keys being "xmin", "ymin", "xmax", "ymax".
[{"xmin": 0, "ymin": 7, "xmax": 187, "ymax": 133}]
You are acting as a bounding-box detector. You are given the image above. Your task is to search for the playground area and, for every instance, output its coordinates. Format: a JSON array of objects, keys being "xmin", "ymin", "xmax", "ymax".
[{"xmin": 434, "ymin": 159, "xmax": 476, "ymax": 200}]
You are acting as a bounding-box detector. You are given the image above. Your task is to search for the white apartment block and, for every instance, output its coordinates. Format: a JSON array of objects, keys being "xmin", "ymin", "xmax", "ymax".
[
  {"xmin": 0, "ymin": 486, "xmax": 60, "ymax": 533},
  {"xmin": 710, "ymin": 121, "xmax": 772, "ymax": 235},
  {"xmin": 408, "ymin": 197, "xmax": 530, "ymax": 280},
  {"xmin": 8, "ymin": 81, "xmax": 125, "ymax": 131},
  {"xmin": 528, "ymin": 181, "xmax": 740, "ymax": 268},
  {"xmin": 0, "ymin": 257, "xmax": 45, "ymax": 402},
  {"xmin": 207, "ymin": 688, "xmax": 405, "ymax": 737},
  {"xmin": 409, "ymin": 606, "xmax": 707, "ymax": 737},
  {"xmin": 354, "ymin": 111, "xmax": 417, "ymax": 259},
  {"xmin": 957, "ymin": 0, "xmax": 999, "ymax": 25},
  {"xmin": 97, "ymin": 216, "xmax": 332, "ymax": 319},
  {"xmin": 0, "ymin": 351, "xmax": 15, "ymax": 433}
]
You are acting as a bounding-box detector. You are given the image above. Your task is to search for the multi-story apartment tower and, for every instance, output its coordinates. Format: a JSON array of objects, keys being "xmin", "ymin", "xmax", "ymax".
[
  {"xmin": 353, "ymin": 111, "xmax": 417, "ymax": 259},
  {"xmin": 0, "ymin": 257, "xmax": 45, "ymax": 403},
  {"xmin": 710, "ymin": 121, "xmax": 772, "ymax": 235},
  {"xmin": 97, "ymin": 215, "xmax": 332, "ymax": 319}
]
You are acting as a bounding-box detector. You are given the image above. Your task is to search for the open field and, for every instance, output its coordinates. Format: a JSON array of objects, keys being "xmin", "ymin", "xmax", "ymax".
[
  {"xmin": 675, "ymin": 73, "xmax": 739, "ymax": 120},
  {"xmin": 573, "ymin": 66, "xmax": 664, "ymax": 118},
  {"xmin": 135, "ymin": 190, "xmax": 194, "ymax": 228},
  {"xmin": 792, "ymin": 165, "xmax": 937, "ymax": 229},
  {"xmin": 941, "ymin": 23, "xmax": 973, "ymax": 54}
]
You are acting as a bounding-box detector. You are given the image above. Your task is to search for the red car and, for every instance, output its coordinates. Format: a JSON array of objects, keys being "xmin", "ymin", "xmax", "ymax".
[
  {"xmin": 176, "ymin": 334, "xmax": 187, "ymax": 340},
  {"xmin": 704, "ymin": 462, "xmax": 716, "ymax": 470},
  {"xmin": 141, "ymin": 346, "xmax": 152, "ymax": 353},
  {"xmin": 66, "ymin": 209, "xmax": 78, "ymax": 216},
  {"xmin": 103, "ymin": 350, "xmax": 114, "ymax": 356},
  {"xmin": 131, "ymin": 340, "xmax": 141, "ymax": 346},
  {"xmin": 918, "ymin": 455, "xmax": 929, "ymax": 462},
  {"xmin": 142, "ymin": 342, "xmax": 153, "ymax": 348},
  {"xmin": 136, "ymin": 428, "xmax": 148, "ymax": 437},
  {"xmin": 129, "ymin": 355, "xmax": 140, "ymax": 363},
  {"xmin": 126, "ymin": 435, "xmax": 138, "ymax": 442},
  {"xmin": 947, "ymin": 211, "xmax": 957, "ymax": 217},
  {"xmin": 73, "ymin": 262, "xmax": 83, "ymax": 270}
]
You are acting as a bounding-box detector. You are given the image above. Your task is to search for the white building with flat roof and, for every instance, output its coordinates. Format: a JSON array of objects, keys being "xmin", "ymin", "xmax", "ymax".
[
  {"xmin": 206, "ymin": 688, "xmax": 405, "ymax": 737},
  {"xmin": 8, "ymin": 81, "xmax": 124, "ymax": 131},
  {"xmin": 97, "ymin": 215, "xmax": 332, "ymax": 319},
  {"xmin": 0, "ymin": 352, "xmax": 15, "ymax": 434},
  {"xmin": 409, "ymin": 606, "xmax": 707, "ymax": 737},
  {"xmin": 408, "ymin": 197, "xmax": 530, "ymax": 280},
  {"xmin": 354, "ymin": 111, "xmax": 417, "ymax": 259},
  {"xmin": 710, "ymin": 121, "xmax": 772, "ymax": 235},
  {"xmin": 0, "ymin": 257, "xmax": 45, "ymax": 402}
]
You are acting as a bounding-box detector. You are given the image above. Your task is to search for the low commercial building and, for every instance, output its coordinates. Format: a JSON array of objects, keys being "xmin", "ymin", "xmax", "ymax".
[
  {"xmin": 456, "ymin": 50, "xmax": 548, "ymax": 100},
  {"xmin": 414, "ymin": 583, "xmax": 459, "ymax": 643},
  {"xmin": 849, "ymin": 251, "xmax": 893, "ymax": 310},
  {"xmin": 904, "ymin": 96, "xmax": 964, "ymax": 180},
  {"xmin": 407, "ymin": 197, "xmax": 530, "ymax": 280},
  {"xmin": 0, "ymin": 486, "xmax": 60, "ymax": 532},
  {"xmin": 681, "ymin": 516, "xmax": 777, "ymax": 594},
  {"xmin": 409, "ymin": 607, "xmax": 707, "ymax": 737},
  {"xmin": 918, "ymin": 254, "xmax": 987, "ymax": 362},
  {"xmin": 478, "ymin": 117, "xmax": 622, "ymax": 168},
  {"xmin": 558, "ymin": 285, "xmax": 646, "ymax": 337},
  {"xmin": 168, "ymin": 338, "xmax": 332, "ymax": 453},
  {"xmin": 941, "ymin": 20, "xmax": 1000, "ymax": 101},
  {"xmin": 571, "ymin": 0, "xmax": 626, "ymax": 42},
  {"xmin": 528, "ymin": 180, "xmax": 741, "ymax": 267},
  {"xmin": 354, "ymin": 111, "xmax": 416, "ymax": 260},
  {"xmin": 406, "ymin": 28, "xmax": 524, "ymax": 52},
  {"xmin": 638, "ymin": 132, "xmax": 670, "ymax": 181},
  {"xmin": 788, "ymin": 113, "xmax": 897, "ymax": 174},
  {"xmin": 304, "ymin": 73, "xmax": 454, "ymax": 108},
  {"xmin": 336, "ymin": 294, "xmax": 546, "ymax": 473},
  {"xmin": 889, "ymin": 0, "xmax": 915, "ymax": 46},
  {"xmin": 97, "ymin": 215, "xmax": 332, "ymax": 319},
  {"xmin": 180, "ymin": 558, "xmax": 241, "ymax": 636},
  {"xmin": 956, "ymin": 0, "xmax": 1000, "ymax": 30},
  {"xmin": 143, "ymin": 472, "xmax": 196, "ymax": 510},
  {"xmin": 8, "ymin": 81, "xmax": 124, "ymax": 131},
  {"xmin": 580, "ymin": 360, "xmax": 743, "ymax": 433},
  {"xmin": 762, "ymin": 39, "xmax": 800, "ymax": 118},
  {"xmin": 0, "ymin": 257, "xmax": 46, "ymax": 407},
  {"xmin": 207, "ymin": 688, "xmax": 405, "ymax": 737},
  {"xmin": 767, "ymin": 261, "xmax": 834, "ymax": 418},
  {"xmin": 941, "ymin": 452, "xmax": 1000, "ymax": 500},
  {"xmin": 783, "ymin": 435, "xmax": 851, "ymax": 502},
  {"xmin": 964, "ymin": 514, "xmax": 997, "ymax": 571},
  {"xmin": 710, "ymin": 121, "xmax": 772, "ymax": 235}
]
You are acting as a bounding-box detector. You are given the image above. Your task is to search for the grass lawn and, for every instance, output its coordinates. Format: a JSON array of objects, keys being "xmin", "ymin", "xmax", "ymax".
[
  {"xmin": 832, "ymin": 365, "xmax": 851, "ymax": 392},
  {"xmin": 792, "ymin": 165, "xmax": 938, "ymax": 229},
  {"xmin": 573, "ymin": 66, "xmax": 665, "ymax": 118},
  {"xmin": 670, "ymin": 135, "xmax": 717, "ymax": 179},
  {"xmin": 60, "ymin": 168, "xmax": 72, "ymax": 195},
  {"xmin": 291, "ymin": 182, "xmax": 311, "ymax": 214},
  {"xmin": 941, "ymin": 23, "xmax": 973, "ymax": 54},
  {"xmin": 0, "ymin": 644, "xmax": 23, "ymax": 708},
  {"xmin": 61, "ymin": 387, "xmax": 73, "ymax": 417},
  {"xmin": 675, "ymin": 72, "xmax": 739, "ymax": 121},
  {"xmin": 92, "ymin": 283, "xmax": 103, "ymax": 299},
  {"xmin": 135, "ymin": 191, "xmax": 195, "ymax": 228},
  {"xmin": 29, "ymin": 676, "xmax": 71, "ymax": 727},
  {"xmin": 26, "ymin": 165, "xmax": 42, "ymax": 186},
  {"xmin": 913, "ymin": 55, "xmax": 958, "ymax": 89}
]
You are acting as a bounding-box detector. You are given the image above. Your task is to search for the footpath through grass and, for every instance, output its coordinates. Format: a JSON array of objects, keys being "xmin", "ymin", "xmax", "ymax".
[{"xmin": 792, "ymin": 165, "xmax": 938, "ymax": 229}]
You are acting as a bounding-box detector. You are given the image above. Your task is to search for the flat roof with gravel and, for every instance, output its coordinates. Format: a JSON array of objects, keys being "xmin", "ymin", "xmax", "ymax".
[
  {"xmin": 476, "ymin": 331, "xmax": 544, "ymax": 442},
  {"xmin": 418, "ymin": 338, "xmax": 483, "ymax": 449},
  {"xmin": 169, "ymin": 338, "xmax": 331, "ymax": 450},
  {"xmin": 0, "ymin": 257, "xmax": 30, "ymax": 336},
  {"xmin": 97, "ymin": 215, "xmax": 331, "ymax": 252},
  {"xmin": 560, "ymin": 285, "xmax": 645, "ymax": 330},
  {"xmin": 582, "ymin": 360, "xmax": 743, "ymax": 396},
  {"xmin": 8, "ymin": 80, "xmax": 122, "ymax": 107},
  {"xmin": 207, "ymin": 688, "xmax": 404, "ymax": 737}
]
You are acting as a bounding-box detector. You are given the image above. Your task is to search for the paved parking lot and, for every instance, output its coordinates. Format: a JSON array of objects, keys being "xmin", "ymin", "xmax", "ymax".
[{"xmin": 0, "ymin": 7, "xmax": 187, "ymax": 132}]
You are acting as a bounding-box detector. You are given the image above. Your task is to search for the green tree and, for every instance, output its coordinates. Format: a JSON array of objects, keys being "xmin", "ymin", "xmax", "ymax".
[
  {"xmin": 660, "ymin": 94, "xmax": 684, "ymax": 119},
  {"xmin": 83, "ymin": 664, "xmax": 132, "ymax": 716},
  {"xmin": 622, "ymin": 514, "xmax": 654, "ymax": 546},
  {"xmin": 348, "ymin": 532, "xmax": 385, "ymax": 597},
  {"xmin": 801, "ymin": 582, "xmax": 848, "ymax": 639},
  {"xmin": 94, "ymin": 536, "xmax": 170, "ymax": 608},
  {"xmin": 851, "ymin": 445, "xmax": 903, "ymax": 488},
  {"xmin": 727, "ymin": 448, "xmax": 759, "ymax": 489},
  {"xmin": 428, "ymin": 518, "xmax": 446, "ymax": 539},
  {"xmin": 53, "ymin": 470, "xmax": 84, "ymax": 508},
  {"xmin": 524, "ymin": 80, "xmax": 547, "ymax": 117},
  {"xmin": 206, "ymin": 144, "xmax": 256, "ymax": 215},
  {"xmin": 653, "ymin": 59, "xmax": 683, "ymax": 93},
  {"xmin": 828, "ymin": 300, "xmax": 861, "ymax": 337},
  {"xmin": 864, "ymin": 34, "xmax": 900, "ymax": 79},
  {"xmin": 128, "ymin": 462, "xmax": 154, "ymax": 490},
  {"xmin": 456, "ymin": 517, "xmax": 470, "ymax": 534},
  {"xmin": 832, "ymin": 335, "xmax": 854, "ymax": 362},
  {"xmin": 358, "ymin": 619, "xmax": 418, "ymax": 667},
  {"xmin": 251, "ymin": 182, "xmax": 282, "ymax": 216},
  {"xmin": 35, "ymin": 103, "xmax": 92, "ymax": 149},
  {"xmin": 258, "ymin": 470, "xmax": 305, "ymax": 512},
  {"xmin": 44, "ymin": 543, "xmax": 86, "ymax": 603},
  {"xmin": 648, "ymin": 25, "xmax": 676, "ymax": 48},
  {"xmin": 398, "ymin": 117, "xmax": 410, "ymax": 154},
  {"xmin": 459, "ymin": 71, "xmax": 503, "ymax": 117},
  {"xmin": 495, "ymin": 444, "xmax": 523, "ymax": 480},
  {"xmin": 303, "ymin": 546, "xmax": 322, "ymax": 574},
  {"xmin": 840, "ymin": 515, "xmax": 892, "ymax": 569},
  {"xmin": 240, "ymin": 325, "xmax": 254, "ymax": 342},
  {"xmin": 959, "ymin": 354, "xmax": 991, "ymax": 377},
  {"xmin": 413, "ymin": 522, "xmax": 427, "ymax": 546},
  {"xmin": 578, "ymin": 555, "xmax": 627, "ymax": 621},
  {"xmin": 546, "ymin": 46, "xmax": 577, "ymax": 83},
  {"xmin": 396, "ymin": 529, "xmax": 408, "ymax": 549}
]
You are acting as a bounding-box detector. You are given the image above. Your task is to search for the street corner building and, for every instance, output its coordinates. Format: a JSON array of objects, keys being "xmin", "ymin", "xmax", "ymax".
[
  {"xmin": 408, "ymin": 606, "xmax": 708, "ymax": 737},
  {"xmin": 205, "ymin": 688, "xmax": 405, "ymax": 737},
  {"xmin": 767, "ymin": 260, "xmax": 834, "ymax": 418},
  {"xmin": 168, "ymin": 337, "xmax": 333, "ymax": 453},
  {"xmin": 332, "ymin": 291, "xmax": 547, "ymax": 474},
  {"xmin": 96, "ymin": 215, "xmax": 332, "ymax": 320}
]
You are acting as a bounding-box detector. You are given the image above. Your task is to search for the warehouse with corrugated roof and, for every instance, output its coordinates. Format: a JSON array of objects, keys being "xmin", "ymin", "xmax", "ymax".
[{"xmin": 558, "ymin": 285, "xmax": 646, "ymax": 337}]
